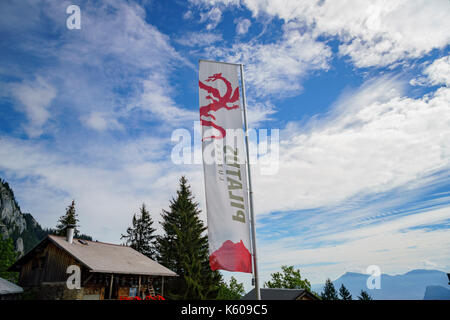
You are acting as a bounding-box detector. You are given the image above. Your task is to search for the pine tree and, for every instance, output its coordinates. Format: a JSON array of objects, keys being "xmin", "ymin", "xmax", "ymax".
[
  {"xmin": 339, "ymin": 284, "xmax": 352, "ymax": 300},
  {"xmin": 321, "ymin": 278, "xmax": 339, "ymax": 300},
  {"xmin": 358, "ymin": 290, "xmax": 373, "ymax": 300},
  {"xmin": 156, "ymin": 176, "xmax": 221, "ymax": 300},
  {"xmin": 121, "ymin": 203, "xmax": 157, "ymax": 259},
  {"xmin": 56, "ymin": 200, "xmax": 79, "ymax": 236},
  {"xmin": 0, "ymin": 237, "xmax": 19, "ymax": 283}
]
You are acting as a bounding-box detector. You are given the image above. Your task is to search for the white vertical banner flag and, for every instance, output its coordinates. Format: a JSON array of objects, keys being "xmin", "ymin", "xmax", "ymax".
[{"xmin": 199, "ymin": 60, "xmax": 252, "ymax": 273}]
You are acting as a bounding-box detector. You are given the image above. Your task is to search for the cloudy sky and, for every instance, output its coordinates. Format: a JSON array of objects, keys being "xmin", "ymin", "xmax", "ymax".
[{"xmin": 1, "ymin": 0, "xmax": 449, "ymax": 289}]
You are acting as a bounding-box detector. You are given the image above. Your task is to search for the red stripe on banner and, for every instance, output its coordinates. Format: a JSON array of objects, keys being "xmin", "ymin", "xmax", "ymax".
[{"xmin": 209, "ymin": 240, "xmax": 252, "ymax": 273}]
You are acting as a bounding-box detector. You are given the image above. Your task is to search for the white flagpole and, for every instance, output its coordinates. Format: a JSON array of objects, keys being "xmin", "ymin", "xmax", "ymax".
[{"xmin": 239, "ymin": 63, "xmax": 261, "ymax": 300}]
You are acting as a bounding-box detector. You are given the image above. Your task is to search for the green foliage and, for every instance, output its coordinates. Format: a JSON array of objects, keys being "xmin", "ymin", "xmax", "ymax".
[
  {"xmin": 121, "ymin": 203, "xmax": 157, "ymax": 259},
  {"xmin": 358, "ymin": 290, "xmax": 373, "ymax": 300},
  {"xmin": 264, "ymin": 265, "xmax": 311, "ymax": 290},
  {"xmin": 55, "ymin": 200, "xmax": 79, "ymax": 236},
  {"xmin": 321, "ymin": 278, "xmax": 339, "ymax": 300},
  {"xmin": 0, "ymin": 237, "xmax": 19, "ymax": 283},
  {"xmin": 217, "ymin": 276, "xmax": 245, "ymax": 300},
  {"xmin": 156, "ymin": 176, "xmax": 221, "ymax": 300},
  {"xmin": 339, "ymin": 284, "xmax": 352, "ymax": 300},
  {"xmin": 52, "ymin": 200, "xmax": 93, "ymax": 241}
]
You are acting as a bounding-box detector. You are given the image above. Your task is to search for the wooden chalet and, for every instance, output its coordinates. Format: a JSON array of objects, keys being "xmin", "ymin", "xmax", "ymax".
[{"xmin": 8, "ymin": 230, "xmax": 177, "ymax": 300}]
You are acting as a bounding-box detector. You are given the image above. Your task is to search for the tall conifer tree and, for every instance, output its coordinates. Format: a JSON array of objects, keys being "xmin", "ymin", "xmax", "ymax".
[
  {"xmin": 156, "ymin": 176, "xmax": 221, "ymax": 300},
  {"xmin": 339, "ymin": 283, "xmax": 352, "ymax": 300},
  {"xmin": 321, "ymin": 278, "xmax": 339, "ymax": 300},
  {"xmin": 121, "ymin": 203, "xmax": 157, "ymax": 259}
]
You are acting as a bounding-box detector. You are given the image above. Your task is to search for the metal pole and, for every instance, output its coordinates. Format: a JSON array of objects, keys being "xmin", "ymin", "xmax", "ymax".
[{"xmin": 240, "ymin": 64, "xmax": 261, "ymax": 300}]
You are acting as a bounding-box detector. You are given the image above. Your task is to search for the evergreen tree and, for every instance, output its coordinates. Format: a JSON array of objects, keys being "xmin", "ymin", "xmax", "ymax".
[
  {"xmin": 0, "ymin": 237, "xmax": 19, "ymax": 283},
  {"xmin": 217, "ymin": 276, "xmax": 245, "ymax": 300},
  {"xmin": 264, "ymin": 265, "xmax": 311, "ymax": 290},
  {"xmin": 156, "ymin": 176, "xmax": 221, "ymax": 300},
  {"xmin": 321, "ymin": 278, "xmax": 339, "ymax": 300},
  {"xmin": 121, "ymin": 203, "xmax": 157, "ymax": 259},
  {"xmin": 358, "ymin": 290, "xmax": 373, "ymax": 300},
  {"xmin": 339, "ymin": 284, "xmax": 352, "ymax": 300},
  {"xmin": 56, "ymin": 200, "xmax": 79, "ymax": 236}
]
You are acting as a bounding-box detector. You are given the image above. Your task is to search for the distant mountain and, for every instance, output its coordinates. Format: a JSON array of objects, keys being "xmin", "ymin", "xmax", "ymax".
[
  {"xmin": 312, "ymin": 269, "xmax": 449, "ymax": 300},
  {"xmin": 423, "ymin": 285, "xmax": 450, "ymax": 300}
]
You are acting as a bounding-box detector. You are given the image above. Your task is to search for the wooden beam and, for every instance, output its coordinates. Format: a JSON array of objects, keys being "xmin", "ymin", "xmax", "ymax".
[
  {"xmin": 138, "ymin": 275, "xmax": 141, "ymax": 298},
  {"xmin": 83, "ymin": 273, "xmax": 94, "ymax": 286},
  {"xmin": 109, "ymin": 274, "xmax": 114, "ymax": 299}
]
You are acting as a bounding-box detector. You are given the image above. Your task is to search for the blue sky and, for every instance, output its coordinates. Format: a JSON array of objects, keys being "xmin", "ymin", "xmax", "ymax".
[{"xmin": 1, "ymin": 0, "xmax": 449, "ymax": 290}]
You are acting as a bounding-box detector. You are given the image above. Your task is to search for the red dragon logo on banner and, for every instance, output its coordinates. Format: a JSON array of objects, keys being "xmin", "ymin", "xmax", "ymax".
[{"xmin": 199, "ymin": 73, "xmax": 240, "ymax": 141}]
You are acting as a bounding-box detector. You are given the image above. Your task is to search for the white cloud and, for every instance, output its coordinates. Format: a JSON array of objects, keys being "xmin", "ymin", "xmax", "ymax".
[
  {"xmin": 3, "ymin": 1, "xmax": 195, "ymax": 133},
  {"xmin": 190, "ymin": 0, "xmax": 240, "ymax": 6},
  {"xmin": 183, "ymin": 10, "xmax": 193, "ymax": 20},
  {"xmin": 247, "ymin": 100, "xmax": 276, "ymax": 126},
  {"xmin": 83, "ymin": 111, "xmax": 124, "ymax": 132},
  {"xmin": 132, "ymin": 73, "xmax": 197, "ymax": 124},
  {"xmin": 196, "ymin": 0, "xmax": 450, "ymax": 67},
  {"xmin": 210, "ymin": 29, "xmax": 331, "ymax": 97},
  {"xmin": 235, "ymin": 18, "xmax": 251, "ymax": 35},
  {"xmin": 424, "ymin": 56, "xmax": 450, "ymax": 86},
  {"xmin": 175, "ymin": 32, "xmax": 223, "ymax": 47},
  {"xmin": 67, "ymin": 1, "xmax": 185, "ymax": 69},
  {"xmin": 244, "ymin": 0, "xmax": 450, "ymax": 67},
  {"xmin": 200, "ymin": 7, "xmax": 223, "ymax": 30},
  {"xmin": 253, "ymin": 76, "xmax": 450, "ymax": 214},
  {"xmin": 9, "ymin": 76, "xmax": 57, "ymax": 138},
  {"xmin": 61, "ymin": 1, "xmax": 195, "ymax": 126}
]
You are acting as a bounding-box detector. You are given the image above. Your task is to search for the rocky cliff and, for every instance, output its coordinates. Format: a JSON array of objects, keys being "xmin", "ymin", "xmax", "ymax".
[
  {"xmin": 0, "ymin": 181, "xmax": 26, "ymax": 236},
  {"xmin": 0, "ymin": 179, "xmax": 46, "ymax": 255}
]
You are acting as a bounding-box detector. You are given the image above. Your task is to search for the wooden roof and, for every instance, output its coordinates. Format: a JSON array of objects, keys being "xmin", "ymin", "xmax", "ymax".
[
  {"xmin": 241, "ymin": 288, "xmax": 319, "ymax": 300},
  {"xmin": 9, "ymin": 235, "xmax": 177, "ymax": 277}
]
